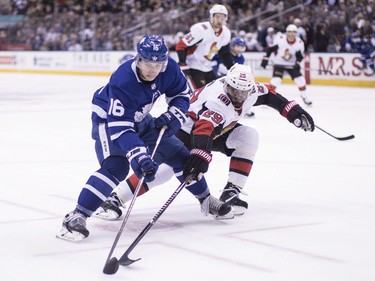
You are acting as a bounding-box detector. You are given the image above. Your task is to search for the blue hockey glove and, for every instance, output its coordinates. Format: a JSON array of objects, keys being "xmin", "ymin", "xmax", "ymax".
[
  {"xmin": 154, "ymin": 106, "xmax": 187, "ymax": 137},
  {"xmin": 126, "ymin": 147, "xmax": 158, "ymax": 182},
  {"xmin": 282, "ymin": 101, "xmax": 315, "ymax": 132}
]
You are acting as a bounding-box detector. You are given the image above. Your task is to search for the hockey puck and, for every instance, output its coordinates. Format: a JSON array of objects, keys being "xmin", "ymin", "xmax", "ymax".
[{"xmin": 103, "ymin": 257, "xmax": 119, "ymax": 275}]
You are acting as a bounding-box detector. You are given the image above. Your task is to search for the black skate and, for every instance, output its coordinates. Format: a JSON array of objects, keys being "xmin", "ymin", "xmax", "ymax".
[
  {"xmin": 220, "ymin": 182, "xmax": 248, "ymax": 216},
  {"xmin": 199, "ymin": 194, "xmax": 234, "ymax": 220},
  {"xmin": 93, "ymin": 192, "xmax": 124, "ymax": 220},
  {"xmin": 56, "ymin": 210, "xmax": 89, "ymax": 242}
]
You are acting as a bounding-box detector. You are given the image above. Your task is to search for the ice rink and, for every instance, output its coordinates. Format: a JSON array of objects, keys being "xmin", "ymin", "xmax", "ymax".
[{"xmin": 0, "ymin": 72, "xmax": 374, "ymax": 281}]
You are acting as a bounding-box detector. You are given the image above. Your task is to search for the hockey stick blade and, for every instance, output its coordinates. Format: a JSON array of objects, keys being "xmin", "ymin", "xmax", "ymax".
[
  {"xmin": 118, "ymin": 175, "xmax": 194, "ymax": 266},
  {"xmin": 315, "ymin": 125, "xmax": 355, "ymax": 141}
]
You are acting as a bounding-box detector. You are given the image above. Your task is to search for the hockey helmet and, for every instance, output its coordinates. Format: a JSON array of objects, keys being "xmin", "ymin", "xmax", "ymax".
[
  {"xmin": 231, "ymin": 37, "xmax": 246, "ymax": 48},
  {"xmin": 224, "ymin": 63, "xmax": 255, "ymax": 107},
  {"xmin": 209, "ymin": 4, "xmax": 228, "ymax": 20},
  {"xmin": 136, "ymin": 35, "xmax": 168, "ymax": 63},
  {"xmin": 286, "ymin": 24, "xmax": 298, "ymax": 33},
  {"xmin": 231, "ymin": 37, "xmax": 246, "ymax": 52}
]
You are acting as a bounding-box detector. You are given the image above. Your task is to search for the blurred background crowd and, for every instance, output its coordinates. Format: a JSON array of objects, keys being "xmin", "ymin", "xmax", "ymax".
[{"xmin": 0, "ymin": 0, "xmax": 374, "ymax": 54}]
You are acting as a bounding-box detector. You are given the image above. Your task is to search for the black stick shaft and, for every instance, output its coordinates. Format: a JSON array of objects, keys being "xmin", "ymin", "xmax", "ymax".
[
  {"xmin": 315, "ymin": 125, "xmax": 355, "ymax": 141},
  {"xmin": 118, "ymin": 175, "xmax": 193, "ymax": 265},
  {"xmin": 103, "ymin": 127, "xmax": 166, "ymax": 270}
]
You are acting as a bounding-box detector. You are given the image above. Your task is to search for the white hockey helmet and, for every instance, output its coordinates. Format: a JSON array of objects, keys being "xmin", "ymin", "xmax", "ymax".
[
  {"xmin": 286, "ymin": 24, "xmax": 298, "ymax": 32},
  {"xmin": 209, "ymin": 4, "xmax": 228, "ymax": 20},
  {"xmin": 224, "ymin": 63, "xmax": 255, "ymax": 107},
  {"xmin": 225, "ymin": 63, "xmax": 255, "ymax": 91}
]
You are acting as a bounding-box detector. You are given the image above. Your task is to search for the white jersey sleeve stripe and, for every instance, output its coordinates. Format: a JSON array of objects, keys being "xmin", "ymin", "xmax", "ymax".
[
  {"xmin": 92, "ymin": 104, "xmax": 107, "ymax": 119},
  {"xmin": 108, "ymin": 121, "xmax": 134, "ymax": 128},
  {"xmin": 110, "ymin": 129, "xmax": 134, "ymax": 141}
]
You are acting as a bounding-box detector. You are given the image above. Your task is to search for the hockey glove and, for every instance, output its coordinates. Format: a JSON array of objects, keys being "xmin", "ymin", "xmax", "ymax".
[
  {"xmin": 293, "ymin": 62, "xmax": 301, "ymax": 71},
  {"xmin": 183, "ymin": 148, "xmax": 212, "ymax": 181},
  {"xmin": 126, "ymin": 146, "xmax": 158, "ymax": 182},
  {"xmin": 282, "ymin": 101, "xmax": 315, "ymax": 132},
  {"xmin": 154, "ymin": 106, "xmax": 187, "ymax": 137},
  {"xmin": 260, "ymin": 58, "xmax": 269, "ymax": 69}
]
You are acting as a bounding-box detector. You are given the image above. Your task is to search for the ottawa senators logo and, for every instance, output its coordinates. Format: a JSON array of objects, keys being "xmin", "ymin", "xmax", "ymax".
[{"xmin": 282, "ymin": 49, "xmax": 292, "ymax": 61}]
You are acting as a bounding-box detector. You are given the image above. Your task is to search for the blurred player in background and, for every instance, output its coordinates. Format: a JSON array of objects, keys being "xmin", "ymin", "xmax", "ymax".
[
  {"xmin": 212, "ymin": 37, "xmax": 246, "ymax": 78},
  {"xmin": 175, "ymin": 4, "xmax": 233, "ymax": 89},
  {"xmin": 260, "ymin": 24, "xmax": 313, "ymax": 106}
]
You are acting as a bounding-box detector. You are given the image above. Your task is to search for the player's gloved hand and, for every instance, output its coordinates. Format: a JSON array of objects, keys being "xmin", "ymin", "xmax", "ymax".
[
  {"xmin": 260, "ymin": 57, "xmax": 269, "ymax": 69},
  {"xmin": 293, "ymin": 62, "xmax": 301, "ymax": 71},
  {"xmin": 282, "ymin": 101, "xmax": 315, "ymax": 132},
  {"xmin": 183, "ymin": 148, "xmax": 212, "ymax": 181},
  {"xmin": 154, "ymin": 106, "xmax": 187, "ymax": 137},
  {"xmin": 126, "ymin": 146, "xmax": 158, "ymax": 182}
]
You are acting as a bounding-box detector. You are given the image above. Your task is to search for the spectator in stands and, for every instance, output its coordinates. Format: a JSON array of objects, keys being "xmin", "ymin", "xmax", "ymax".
[{"xmin": 314, "ymin": 23, "xmax": 329, "ymax": 52}]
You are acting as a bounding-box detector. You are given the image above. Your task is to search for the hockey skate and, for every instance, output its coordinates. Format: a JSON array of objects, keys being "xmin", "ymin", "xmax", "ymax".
[
  {"xmin": 93, "ymin": 192, "xmax": 124, "ymax": 220},
  {"xmin": 199, "ymin": 194, "xmax": 234, "ymax": 220},
  {"xmin": 56, "ymin": 210, "xmax": 89, "ymax": 242},
  {"xmin": 220, "ymin": 182, "xmax": 248, "ymax": 216},
  {"xmin": 301, "ymin": 95, "xmax": 312, "ymax": 106}
]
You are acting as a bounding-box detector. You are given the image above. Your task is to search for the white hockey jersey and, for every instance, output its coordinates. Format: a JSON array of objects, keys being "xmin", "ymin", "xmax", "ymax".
[
  {"xmin": 182, "ymin": 21, "xmax": 231, "ymax": 72},
  {"xmin": 181, "ymin": 78, "xmax": 269, "ymax": 137},
  {"xmin": 270, "ymin": 33, "xmax": 305, "ymax": 66}
]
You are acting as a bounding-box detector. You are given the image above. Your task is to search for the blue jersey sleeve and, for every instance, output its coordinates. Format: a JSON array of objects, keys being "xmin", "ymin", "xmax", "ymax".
[
  {"xmin": 234, "ymin": 54, "xmax": 245, "ymax": 65},
  {"xmin": 162, "ymin": 58, "xmax": 190, "ymax": 113}
]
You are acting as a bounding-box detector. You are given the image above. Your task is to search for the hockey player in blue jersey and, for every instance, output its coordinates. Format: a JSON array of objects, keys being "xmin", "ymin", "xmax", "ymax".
[
  {"xmin": 212, "ymin": 37, "xmax": 246, "ymax": 78},
  {"xmin": 57, "ymin": 35, "xmax": 232, "ymax": 242}
]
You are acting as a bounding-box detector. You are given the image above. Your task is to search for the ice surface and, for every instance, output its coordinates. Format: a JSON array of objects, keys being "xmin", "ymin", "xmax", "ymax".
[{"xmin": 0, "ymin": 73, "xmax": 374, "ymax": 281}]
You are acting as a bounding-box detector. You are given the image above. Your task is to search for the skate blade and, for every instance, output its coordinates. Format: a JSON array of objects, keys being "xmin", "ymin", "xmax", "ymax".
[
  {"xmin": 232, "ymin": 206, "xmax": 247, "ymax": 216},
  {"xmin": 93, "ymin": 208, "xmax": 121, "ymax": 221},
  {"xmin": 214, "ymin": 212, "xmax": 234, "ymax": 220},
  {"xmin": 56, "ymin": 228, "xmax": 86, "ymax": 242}
]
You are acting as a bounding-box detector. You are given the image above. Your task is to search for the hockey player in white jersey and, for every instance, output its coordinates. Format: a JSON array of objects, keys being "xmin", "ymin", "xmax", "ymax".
[
  {"xmin": 95, "ymin": 63, "xmax": 315, "ymax": 219},
  {"xmin": 57, "ymin": 35, "xmax": 232, "ymax": 242},
  {"xmin": 260, "ymin": 24, "xmax": 313, "ymax": 106},
  {"xmin": 176, "ymin": 4, "xmax": 233, "ymax": 89}
]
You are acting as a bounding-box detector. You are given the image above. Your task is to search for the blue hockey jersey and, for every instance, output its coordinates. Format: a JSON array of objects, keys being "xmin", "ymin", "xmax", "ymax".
[{"xmin": 91, "ymin": 57, "xmax": 190, "ymax": 153}]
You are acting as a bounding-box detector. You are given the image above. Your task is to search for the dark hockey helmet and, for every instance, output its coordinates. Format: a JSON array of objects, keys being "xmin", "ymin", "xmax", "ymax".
[{"xmin": 136, "ymin": 35, "xmax": 169, "ymax": 63}]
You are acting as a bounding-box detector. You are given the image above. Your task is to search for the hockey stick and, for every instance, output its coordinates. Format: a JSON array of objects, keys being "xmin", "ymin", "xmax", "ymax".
[
  {"xmin": 103, "ymin": 126, "xmax": 166, "ymax": 275},
  {"xmin": 179, "ymin": 65, "xmax": 196, "ymax": 91},
  {"xmin": 315, "ymin": 125, "xmax": 355, "ymax": 141},
  {"xmin": 116, "ymin": 174, "xmax": 194, "ymax": 268}
]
